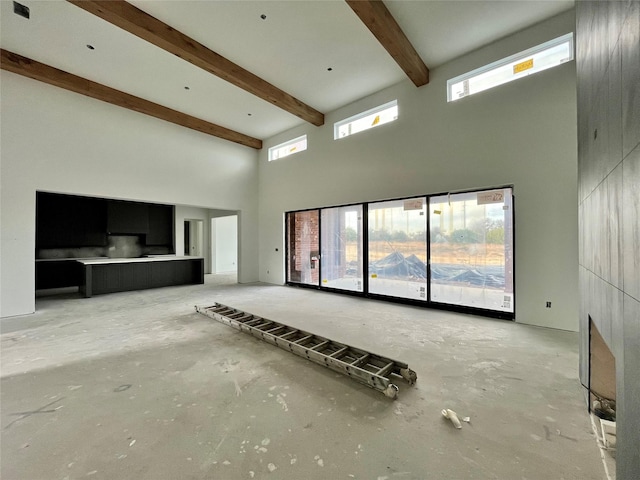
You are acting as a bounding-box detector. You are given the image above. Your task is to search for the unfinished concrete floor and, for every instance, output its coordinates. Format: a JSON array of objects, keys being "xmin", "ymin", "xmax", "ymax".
[{"xmin": 1, "ymin": 275, "xmax": 605, "ymax": 480}]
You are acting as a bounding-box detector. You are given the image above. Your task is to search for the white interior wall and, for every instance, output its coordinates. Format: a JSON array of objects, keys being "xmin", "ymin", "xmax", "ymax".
[
  {"xmin": 175, "ymin": 206, "xmax": 210, "ymax": 271},
  {"xmin": 0, "ymin": 72, "xmax": 259, "ymax": 318},
  {"xmin": 258, "ymin": 11, "xmax": 578, "ymax": 330}
]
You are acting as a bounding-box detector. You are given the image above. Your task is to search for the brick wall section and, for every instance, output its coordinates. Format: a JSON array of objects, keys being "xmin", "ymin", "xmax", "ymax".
[{"xmin": 293, "ymin": 211, "xmax": 319, "ymax": 284}]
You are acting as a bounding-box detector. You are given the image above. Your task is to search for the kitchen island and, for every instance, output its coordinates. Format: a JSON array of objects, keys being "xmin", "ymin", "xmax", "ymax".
[{"xmin": 78, "ymin": 256, "xmax": 204, "ymax": 297}]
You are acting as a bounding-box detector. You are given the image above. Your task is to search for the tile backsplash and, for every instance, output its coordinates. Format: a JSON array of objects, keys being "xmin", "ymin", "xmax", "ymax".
[
  {"xmin": 107, "ymin": 235, "xmax": 142, "ymax": 258},
  {"xmin": 37, "ymin": 236, "xmax": 172, "ymax": 259}
]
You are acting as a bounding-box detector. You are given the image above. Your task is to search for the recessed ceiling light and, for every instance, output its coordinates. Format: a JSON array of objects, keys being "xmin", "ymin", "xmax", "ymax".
[
  {"xmin": 13, "ymin": 2, "xmax": 29, "ymax": 19},
  {"xmin": 86, "ymin": 44, "xmax": 95, "ymax": 50},
  {"xmin": 327, "ymin": 67, "xmax": 333, "ymax": 71},
  {"xmin": 260, "ymin": 14, "xmax": 266, "ymax": 20},
  {"xmin": 184, "ymin": 86, "xmax": 190, "ymax": 90},
  {"xmin": 247, "ymin": 113, "xmax": 252, "ymax": 116}
]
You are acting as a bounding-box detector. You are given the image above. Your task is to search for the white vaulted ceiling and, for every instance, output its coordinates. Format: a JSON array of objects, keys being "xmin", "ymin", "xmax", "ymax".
[{"xmin": 0, "ymin": 0, "xmax": 573, "ymax": 145}]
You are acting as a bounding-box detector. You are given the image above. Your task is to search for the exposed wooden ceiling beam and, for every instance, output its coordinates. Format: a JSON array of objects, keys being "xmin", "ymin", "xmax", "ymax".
[
  {"xmin": 1, "ymin": 49, "xmax": 262, "ymax": 149},
  {"xmin": 67, "ymin": 0, "xmax": 325, "ymax": 127},
  {"xmin": 346, "ymin": 0, "xmax": 429, "ymax": 87}
]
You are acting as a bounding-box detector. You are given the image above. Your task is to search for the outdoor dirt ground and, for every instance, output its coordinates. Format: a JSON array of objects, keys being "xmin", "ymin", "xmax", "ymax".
[{"xmin": 345, "ymin": 242, "xmax": 506, "ymax": 265}]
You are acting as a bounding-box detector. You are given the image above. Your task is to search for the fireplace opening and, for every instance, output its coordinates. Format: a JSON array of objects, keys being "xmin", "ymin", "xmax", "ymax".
[
  {"xmin": 588, "ymin": 318, "xmax": 616, "ymax": 421},
  {"xmin": 588, "ymin": 316, "xmax": 617, "ymax": 479}
]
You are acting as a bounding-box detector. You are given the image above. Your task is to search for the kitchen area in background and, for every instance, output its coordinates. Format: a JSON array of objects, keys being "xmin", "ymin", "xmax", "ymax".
[{"xmin": 35, "ymin": 192, "xmax": 205, "ymax": 297}]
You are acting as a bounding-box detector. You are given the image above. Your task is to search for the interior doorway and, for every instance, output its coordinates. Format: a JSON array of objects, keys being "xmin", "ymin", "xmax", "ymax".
[
  {"xmin": 184, "ymin": 219, "xmax": 204, "ymax": 257},
  {"xmin": 211, "ymin": 215, "xmax": 238, "ymax": 274}
]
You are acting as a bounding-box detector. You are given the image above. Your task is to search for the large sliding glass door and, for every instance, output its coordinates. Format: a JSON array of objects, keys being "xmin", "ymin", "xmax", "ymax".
[
  {"xmin": 320, "ymin": 205, "xmax": 364, "ymax": 292},
  {"xmin": 368, "ymin": 198, "xmax": 428, "ymax": 301},
  {"xmin": 429, "ymin": 188, "xmax": 514, "ymax": 312},
  {"xmin": 286, "ymin": 210, "xmax": 319, "ymax": 286},
  {"xmin": 285, "ymin": 187, "xmax": 514, "ymax": 318}
]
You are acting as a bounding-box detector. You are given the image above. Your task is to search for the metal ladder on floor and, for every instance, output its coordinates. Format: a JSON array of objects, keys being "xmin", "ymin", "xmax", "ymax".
[{"xmin": 195, "ymin": 303, "xmax": 417, "ymax": 399}]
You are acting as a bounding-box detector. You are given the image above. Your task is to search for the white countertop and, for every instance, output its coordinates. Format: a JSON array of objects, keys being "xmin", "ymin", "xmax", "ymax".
[
  {"xmin": 77, "ymin": 256, "xmax": 203, "ymax": 265},
  {"xmin": 36, "ymin": 257, "xmax": 106, "ymax": 262}
]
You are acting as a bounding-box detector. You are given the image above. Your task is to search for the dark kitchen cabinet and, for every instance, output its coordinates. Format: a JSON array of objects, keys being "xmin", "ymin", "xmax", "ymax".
[
  {"xmin": 36, "ymin": 192, "xmax": 107, "ymax": 248},
  {"xmin": 87, "ymin": 264, "xmax": 146, "ymax": 295},
  {"xmin": 36, "ymin": 260, "xmax": 82, "ymax": 289},
  {"xmin": 117, "ymin": 263, "xmax": 151, "ymax": 291},
  {"xmin": 147, "ymin": 204, "xmax": 174, "ymax": 246},
  {"xmin": 107, "ymin": 200, "xmax": 149, "ymax": 235},
  {"xmin": 36, "ymin": 192, "xmax": 174, "ymax": 251},
  {"xmin": 81, "ymin": 258, "xmax": 204, "ymax": 297},
  {"xmin": 149, "ymin": 261, "xmax": 174, "ymax": 287},
  {"xmin": 91, "ymin": 264, "xmax": 121, "ymax": 294}
]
